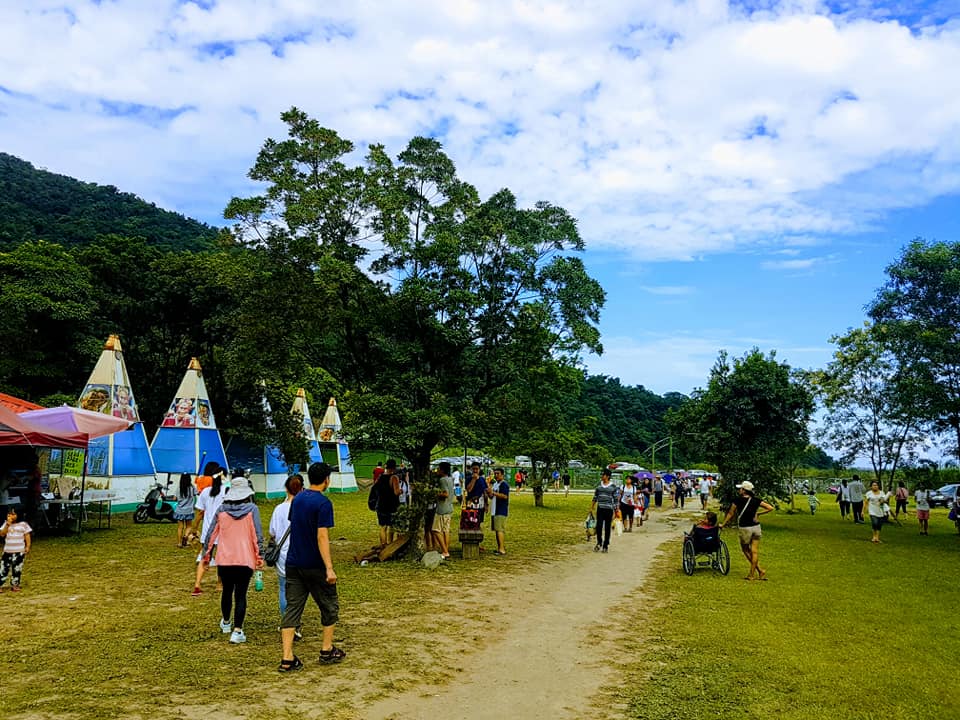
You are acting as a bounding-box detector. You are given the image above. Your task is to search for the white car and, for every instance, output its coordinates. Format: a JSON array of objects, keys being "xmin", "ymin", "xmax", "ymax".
[{"xmin": 608, "ymin": 462, "xmax": 642, "ymax": 473}]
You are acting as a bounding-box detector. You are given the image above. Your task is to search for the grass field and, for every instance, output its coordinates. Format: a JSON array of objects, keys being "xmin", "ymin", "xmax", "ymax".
[
  {"xmin": 4, "ymin": 491, "xmax": 956, "ymax": 719},
  {"xmin": 3, "ymin": 488, "xmax": 590, "ymax": 719},
  {"xmin": 619, "ymin": 496, "xmax": 959, "ymax": 720}
]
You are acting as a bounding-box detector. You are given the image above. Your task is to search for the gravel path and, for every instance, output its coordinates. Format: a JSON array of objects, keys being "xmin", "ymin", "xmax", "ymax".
[{"xmin": 364, "ymin": 510, "xmax": 682, "ymax": 720}]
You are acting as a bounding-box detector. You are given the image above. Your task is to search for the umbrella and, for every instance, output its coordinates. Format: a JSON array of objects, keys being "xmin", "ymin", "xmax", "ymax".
[
  {"xmin": 632, "ymin": 471, "xmax": 655, "ymax": 480},
  {"xmin": 661, "ymin": 473, "xmax": 676, "ymax": 483},
  {"xmin": 20, "ymin": 406, "xmax": 134, "ymax": 534},
  {"xmin": 20, "ymin": 405, "xmax": 133, "ymax": 440}
]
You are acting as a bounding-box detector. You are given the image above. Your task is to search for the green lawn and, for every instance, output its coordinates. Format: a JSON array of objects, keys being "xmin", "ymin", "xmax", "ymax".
[
  {"xmin": 621, "ymin": 496, "xmax": 959, "ymax": 720},
  {"xmin": 6, "ymin": 492, "xmax": 956, "ymax": 719}
]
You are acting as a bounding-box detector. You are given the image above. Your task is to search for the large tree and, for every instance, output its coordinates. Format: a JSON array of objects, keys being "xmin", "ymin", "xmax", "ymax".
[
  {"xmin": 809, "ymin": 324, "xmax": 928, "ymax": 489},
  {"xmin": 226, "ymin": 110, "xmax": 606, "ymax": 503},
  {"xmin": 666, "ymin": 348, "xmax": 814, "ymax": 503},
  {"xmin": 868, "ymin": 239, "xmax": 960, "ymax": 460}
]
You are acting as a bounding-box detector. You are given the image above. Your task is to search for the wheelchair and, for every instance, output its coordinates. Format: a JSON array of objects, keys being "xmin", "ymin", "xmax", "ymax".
[{"xmin": 682, "ymin": 525, "xmax": 730, "ymax": 576}]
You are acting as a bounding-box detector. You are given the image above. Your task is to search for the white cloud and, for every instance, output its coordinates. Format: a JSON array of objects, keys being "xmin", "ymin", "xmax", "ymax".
[
  {"xmin": 586, "ymin": 332, "xmax": 833, "ymax": 395},
  {"xmin": 639, "ymin": 285, "xmax": 695, "ymax": 295},
  {"xmin": 1, "ymin": 0, "xmax": 959, "ymax": 260}
]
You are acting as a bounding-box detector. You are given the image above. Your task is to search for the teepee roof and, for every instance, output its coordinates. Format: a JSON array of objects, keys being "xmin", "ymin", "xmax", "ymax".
[
  {"xmin": 77, "ymin": 334, "xmax": 156, "ymax": 477},
  {"xmin": 150, "ymin": 357, "xmax": 227, "ymax": 474}
]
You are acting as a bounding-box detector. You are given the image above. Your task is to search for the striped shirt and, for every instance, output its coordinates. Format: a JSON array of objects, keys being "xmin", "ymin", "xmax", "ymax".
[
  {"xmin": 1, "ymin": 521, "xmax": 32, "ymax": 554},
  {"xmin": 593, "ymin": 483, "xmax": 620, "ymax": 511}
]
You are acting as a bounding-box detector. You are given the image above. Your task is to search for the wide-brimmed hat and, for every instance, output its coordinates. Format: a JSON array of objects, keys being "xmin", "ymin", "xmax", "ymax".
[
  {"xmin": 224, "ymin": 475, "xmax": 254, "ymax": 502},
  {"xmin": 736, "ymin": 480, "xmax": 755, "ymax": 493}
]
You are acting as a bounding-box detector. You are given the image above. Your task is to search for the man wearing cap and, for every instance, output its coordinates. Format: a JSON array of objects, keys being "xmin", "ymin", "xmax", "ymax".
[
  {"xmin": 720, "ymin": 480, "xmax": 774, "ymax": 581},
  {"xmin": 279, "ymin": 462, "xmax": 344, "ymax": 671}
]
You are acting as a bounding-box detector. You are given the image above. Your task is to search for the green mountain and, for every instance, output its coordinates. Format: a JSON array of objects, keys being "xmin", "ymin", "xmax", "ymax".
[{"xmin": 0, "ymin": 152, "xmax": 219, "ymax": 251}]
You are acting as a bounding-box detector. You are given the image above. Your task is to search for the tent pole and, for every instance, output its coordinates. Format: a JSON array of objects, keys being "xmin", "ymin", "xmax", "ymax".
[{"xmin": 77, "ymin": 448, "xmax": 88, "ymax": 537}]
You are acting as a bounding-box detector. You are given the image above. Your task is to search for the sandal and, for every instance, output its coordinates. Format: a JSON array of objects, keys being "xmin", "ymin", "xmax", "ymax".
[
  {"xmin": 319, "ymin": 646, "xmax": 346, "ymax": 664},
  {"xmin": 278, "ymin": 656, "xmax": 303, "ymax": 672}
]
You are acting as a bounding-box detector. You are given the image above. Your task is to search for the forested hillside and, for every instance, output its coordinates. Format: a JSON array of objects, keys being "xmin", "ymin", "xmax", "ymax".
[
  {"xmin": 0, "ymin": 133, "xmax": 690, "ymax": 471},
  {"xmin": 0, "ymin": 153, "xmax": 218, "ymax": 251}
]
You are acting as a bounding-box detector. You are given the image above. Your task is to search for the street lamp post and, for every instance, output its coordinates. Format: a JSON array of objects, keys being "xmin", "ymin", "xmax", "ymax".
[{"xmin": 646, "ymin": 436, "xmax": 673, "ymax": 472}]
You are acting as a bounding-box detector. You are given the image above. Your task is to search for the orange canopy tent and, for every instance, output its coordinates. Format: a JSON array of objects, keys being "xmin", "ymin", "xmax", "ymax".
[{"xmin": 0, "ymin": 393, "xmax": 42, "ymax": 414}]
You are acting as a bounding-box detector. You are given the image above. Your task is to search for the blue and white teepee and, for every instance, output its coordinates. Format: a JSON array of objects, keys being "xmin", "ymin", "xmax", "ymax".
[
  {"xmin": 77, "ymin": 334, "xmax": 158, "ymax": 509},
  {"xmin": 317, "ymin": 397, "xmax": 357, "ymax": 493},
  {"xmin": 149, "ymin": 357, "xmax": 228, "ymax": 475},
  {"xmin": 226, "ymin": 388, "xmax": 325, "ymax": 498}
]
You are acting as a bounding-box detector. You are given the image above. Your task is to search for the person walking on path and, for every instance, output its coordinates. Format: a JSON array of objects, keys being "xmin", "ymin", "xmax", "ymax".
[
  {"xmin": 848, "ymin": 475, "xmax": 866, "ymax": 524},
  {"xmin": 618, "ymin": 476, "xmax": 638, "ymax": 532},
  {"xmin": 192, "ymin": 466, "xmax": 226, "ymax": 596},
  {"xmin": 914, "ymin": 483, "xmax": 930, "ymax": 535},
  {"xmin": 279, "ymin": 462, "xmax": 344, "ymax": 672},
  {"xmin": 836, "ymin": 478, "xmax": 851, "ymax": 520},
  {"xmin": 653, "ymin": 475, "xmax": 664, "ymax": 508},
  {"xmin": 591, "ymin": 469, "xmax": 619, "ymax": 553},
  {"xmin": 268, "ymin": 473, "xmax": 304, "ymax": 626},
  {"xmin": 720, "ymin": 480, "xmax": 774, "ymax": 581},
  {"xmin": 673, "ymin": 477, "xmax": 686, "ymax": 509},
  {"xmin": 894, "ymin": 481, "xmax": 909, "ymax": 520},
  {"xmin": 202, "ymin": 471, "xmax": 264, "ymax": 644},
  {"xmin": 865, "ymin": 480, "xmax": 891, "ymax": 544},
  {"xmin": 698, "ymin": 476, "xmax": 711, "ymax": 510},
  {"xmin": 173, "ymin": 473, "xmax": 196, "ymax": 548}
]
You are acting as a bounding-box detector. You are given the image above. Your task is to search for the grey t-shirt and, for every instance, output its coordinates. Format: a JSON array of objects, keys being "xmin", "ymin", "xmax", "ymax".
[{"xmin": 436, "ymin": 475, "xmax": 455, "ymax": 515}]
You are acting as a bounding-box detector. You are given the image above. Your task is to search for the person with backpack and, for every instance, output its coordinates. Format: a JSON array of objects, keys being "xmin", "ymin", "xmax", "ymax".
[{"xmin": 375, "ymin": 459, "xmax": 401, "ymax": 545}]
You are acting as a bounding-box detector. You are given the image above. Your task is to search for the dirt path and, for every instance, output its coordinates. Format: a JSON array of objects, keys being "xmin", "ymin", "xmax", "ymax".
[{"xmin": 364, "ymin": 510, "xmax": 683, "ymax": 720}]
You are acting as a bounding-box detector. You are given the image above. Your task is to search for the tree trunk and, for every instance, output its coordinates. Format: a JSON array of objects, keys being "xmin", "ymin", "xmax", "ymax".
[{"xmin": 531, "ymin": 459, "xmax": 544, "ymax": 507}]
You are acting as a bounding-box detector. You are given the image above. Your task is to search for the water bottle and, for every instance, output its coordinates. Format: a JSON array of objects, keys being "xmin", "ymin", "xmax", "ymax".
[{"xmin": 254, "ymin": 570, "xmax": 264, "ymax": 592}]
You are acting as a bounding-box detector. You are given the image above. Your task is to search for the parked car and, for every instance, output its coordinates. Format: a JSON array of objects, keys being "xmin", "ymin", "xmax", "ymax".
[
  {"xmin": 929, "ymin": 484, "xmax": 959, "ymax": 508},
  {"xmin": 827, "ymin": 484, "xmax": 840, "ymax": 495},
  {"xmin": 567, "ymin": 460, "xmax": 586, "ymax": 468},
  {"xmin": 607, "ymin": 462, "xmax": 642, "ymax": 473}
]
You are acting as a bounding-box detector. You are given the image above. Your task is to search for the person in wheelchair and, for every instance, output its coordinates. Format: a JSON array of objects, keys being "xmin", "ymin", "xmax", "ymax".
[
  {"xmin": 686, "ymin": 512, "xmax": 720, "ymax": 551},
  {"xmin": 682, "ymin": 512, "xmax": 730, "ymax": 575}
]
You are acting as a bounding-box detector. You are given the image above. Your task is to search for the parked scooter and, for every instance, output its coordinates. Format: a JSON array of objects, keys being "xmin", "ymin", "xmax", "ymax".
[{"xmin": 133, "ymin": 480, "xmax": 176, "ymax": 523}]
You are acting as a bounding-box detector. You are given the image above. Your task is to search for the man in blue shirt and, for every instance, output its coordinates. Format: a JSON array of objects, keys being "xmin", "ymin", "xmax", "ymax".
[
  {"xmin": 279, "ymin": 462, "xmax": 344, "ymax": 671},
  {"xmin": 486, "ymin": 467, "xmax": 510, "ymax": 555},
  {"xmin": 465, "ymin": 462, "xmax": 488, "ymax": 522}
]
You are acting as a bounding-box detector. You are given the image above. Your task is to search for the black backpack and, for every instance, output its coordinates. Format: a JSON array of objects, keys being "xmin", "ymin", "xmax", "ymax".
[{"xmin": 367, "ymin": 476, "xmax": 379, "ymax": 511}]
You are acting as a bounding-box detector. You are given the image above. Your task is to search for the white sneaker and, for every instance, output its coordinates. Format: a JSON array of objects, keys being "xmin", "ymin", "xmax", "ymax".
[
  {"xmin": 229, "ymin": 629, "xmax": 246, "ymax": 644},
  {"xmin": 219, "ymin": 618, "xmax": 232, "ymax": 633}
]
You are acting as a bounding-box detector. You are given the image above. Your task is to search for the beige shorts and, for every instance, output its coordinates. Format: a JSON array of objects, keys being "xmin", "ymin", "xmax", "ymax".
[
  {"xmin": 738, "ymin": 525, "xmax": 762, "ymax": 545},
  {"xmin": 492, "ymin": 515, "xmax": 507, "ymax": 533},
  {"xmin": 432, "ymin": 513, "xmax": 451, "ymax": 533}
]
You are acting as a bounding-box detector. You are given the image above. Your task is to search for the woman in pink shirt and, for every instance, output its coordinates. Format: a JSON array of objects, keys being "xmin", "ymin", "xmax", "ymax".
[{"xmin": 202, "ymin": 471, "xmax": 263, "ymax": 644}]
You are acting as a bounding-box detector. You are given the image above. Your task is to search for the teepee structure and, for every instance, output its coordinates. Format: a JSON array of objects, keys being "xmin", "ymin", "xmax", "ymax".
[
  {"xmin": 317, "ymin": 397, "xmax": 357, "ymax": 493},
  {"xmin": 76, "ymin": 335, "xmax": 158, "ymax": 509},
  {"xmin": 149, "ymin": 357, "xmax": 228, "ymax": 475}
]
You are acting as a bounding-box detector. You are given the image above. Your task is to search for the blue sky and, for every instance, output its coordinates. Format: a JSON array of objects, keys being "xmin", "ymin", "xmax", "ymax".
[{"xmin": 2, "ymin": 0, "xmax": 960, "ymax": 397}]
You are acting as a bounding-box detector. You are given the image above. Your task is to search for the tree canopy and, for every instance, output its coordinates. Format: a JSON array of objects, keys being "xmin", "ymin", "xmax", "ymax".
[{"xmin": 667, "ymin": 348, "xmax": 814, "ymax": 503}]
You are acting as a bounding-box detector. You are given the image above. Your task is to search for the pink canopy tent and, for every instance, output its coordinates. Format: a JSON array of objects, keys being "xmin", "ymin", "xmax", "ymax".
[
  {"xmin": 0, "ymin": 405, "xmax": 89, "ymax": 448},
  {"xmin": 5, "ymin": 406, "xmax": 134, "ymax": 532},
  {"xmin": 20, "ymin": 406, "xmax": 133, "ymax": 442}
]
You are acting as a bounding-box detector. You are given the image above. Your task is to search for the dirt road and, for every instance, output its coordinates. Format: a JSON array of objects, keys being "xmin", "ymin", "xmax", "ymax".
[{"xmin": 364, "ymin": 512, "xmax": 682, "ymax": 720}]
